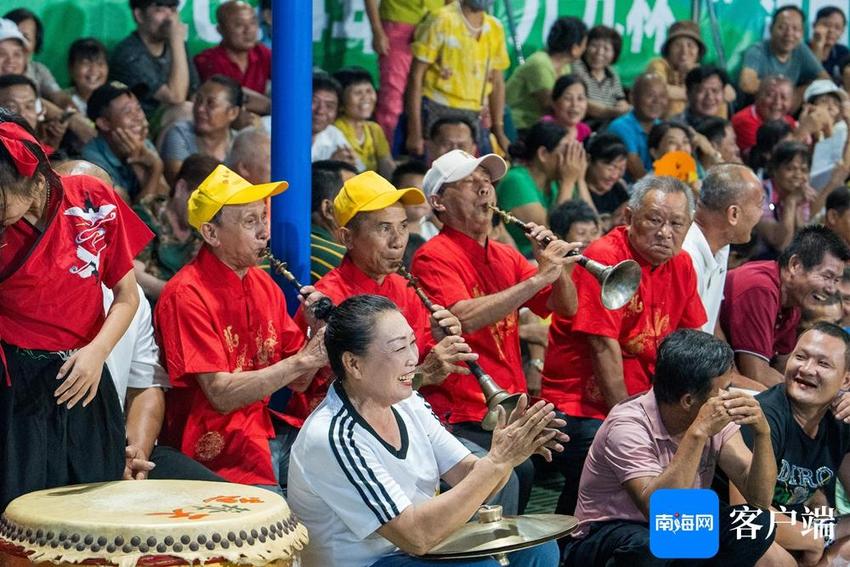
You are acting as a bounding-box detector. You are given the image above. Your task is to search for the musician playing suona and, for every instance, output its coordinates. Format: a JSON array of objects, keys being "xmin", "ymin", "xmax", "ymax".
[
  {"xmin": 541, "ymin": 175, "xmax": 707, "ymax": 515},
  {"xmin": 411, "ymin": 149, "xmax": 580, "ymax": 513},
  {"xmin": 278, "ymin": 171, "xmax": 482, "ymax": 487},
  {"xmin": 0, "ymin": 114, "xmax": 152, "ymax": 511},
  {"xmin": 563, "ymin": 330, "xmax": 776, "ymax": 566},
  {"xmin": 154, "ymin": 165, "xmax": 328, "ymax": 492},
  {"xmin": 288, "ymin": 294, "xmax": 565, "ymax": 567}
]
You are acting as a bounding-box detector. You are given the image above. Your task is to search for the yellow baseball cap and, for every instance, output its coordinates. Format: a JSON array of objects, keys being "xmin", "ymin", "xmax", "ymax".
[
  {"xmin": 187, "ymin": 164, "xmax": 289, "ymax": 229},
  {"xmin": 333, "ymin": 170, "xmax": 425, "ymax": 227}
]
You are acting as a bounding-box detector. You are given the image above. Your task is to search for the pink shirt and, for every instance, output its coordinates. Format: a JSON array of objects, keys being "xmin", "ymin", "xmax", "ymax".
[{"xmin": 573, "ymin": 389, "xmax": 739, "ymax": 537}]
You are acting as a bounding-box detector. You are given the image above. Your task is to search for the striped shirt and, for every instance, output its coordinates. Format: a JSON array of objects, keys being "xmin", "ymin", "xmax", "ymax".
[
  {"xmin": 288, "ymin": 381, "xmax": 470, "ymax": 567},
  {"xmin": 571, "ymin": 59, "xmax": 626, "ymax": 107},
  {"xmin": 310, "ymin": 224, "xmax": 346, "ymax": 283}
]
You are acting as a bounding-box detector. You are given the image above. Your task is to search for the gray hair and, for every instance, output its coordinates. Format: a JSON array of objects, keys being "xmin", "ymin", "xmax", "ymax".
[
  {"xmin": 756, "ymin": 74, "xmax": 792, "ymax": 99},
  {"xmin": 226, "ymin": 126, "xmax": 270, "ymax": 168},
  {"xmin": 699, "ymin": 163, "xmax": 759, "ymax": 212},
  {"xmin": 628, "ymin": 175, "xmax": 694, "ymax": 219}
]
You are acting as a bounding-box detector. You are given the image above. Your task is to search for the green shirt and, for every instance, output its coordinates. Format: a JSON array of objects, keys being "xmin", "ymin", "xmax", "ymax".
[
  {"xmin": 506, "ymin": 51, "xmax": 564, "ymax": 131},
  {"xmin": 495, "ymin": 165, "xmax": 556, "ymax": 258},
  {"xmin": 133, "ymin": 196, "xmax": 201, "ymax": 282},
  {"xmin": 310, "ymin": 224, "xmax": 346, "ymax": 283}
]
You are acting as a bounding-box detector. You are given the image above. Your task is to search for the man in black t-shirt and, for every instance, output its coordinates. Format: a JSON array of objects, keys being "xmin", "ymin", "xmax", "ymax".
[{"xmin": 738, "ymin": 322, "xmax": 850, "ymax": 565}]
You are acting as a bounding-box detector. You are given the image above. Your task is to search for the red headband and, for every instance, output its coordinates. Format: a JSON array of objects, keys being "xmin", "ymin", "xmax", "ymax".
[{"xmin": 0, "ymin": 122, "xmax": 40, "ymax": 177}]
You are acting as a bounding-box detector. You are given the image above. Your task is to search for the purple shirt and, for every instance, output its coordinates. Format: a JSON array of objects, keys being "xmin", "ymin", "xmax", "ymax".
[{"xmin": 573, "ymin": 389, "xmax": 739, "ymax": 537}]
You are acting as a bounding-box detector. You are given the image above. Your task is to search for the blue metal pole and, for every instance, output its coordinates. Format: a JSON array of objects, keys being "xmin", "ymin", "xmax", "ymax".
[{"xmin": 270, "ymin": 0, "xmax": 312, "ymax": 409}]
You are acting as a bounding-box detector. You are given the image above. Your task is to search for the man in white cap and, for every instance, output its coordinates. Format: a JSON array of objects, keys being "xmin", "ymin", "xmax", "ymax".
[
  {"xmin": 154, "ymin": 164, "xmax": 328, "ymax": 492},
  {"xmin": 411, "ymin": 149, "xmax": 579, "ymax": 512}
]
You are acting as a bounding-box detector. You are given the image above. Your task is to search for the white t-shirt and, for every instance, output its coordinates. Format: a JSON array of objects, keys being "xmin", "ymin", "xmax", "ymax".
[
  {"xmin": 103, "ymin": 284, "xmax": 169, "ymax": 408},
  {"xmin": 288, "ymin": 382, "xmax": 471, "ymax": 567},
  {"xmin": 311, "ymin": 125, "xmax": 365, "ymax": 170},
  {"xmin": 682, "ymin": 223, "xmax": 729, "ymax": 334}
]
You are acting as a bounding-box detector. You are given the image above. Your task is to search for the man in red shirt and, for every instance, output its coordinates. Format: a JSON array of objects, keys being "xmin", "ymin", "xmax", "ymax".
[
  {"xmin": 194, "ymin": 1, "xmax": 271, "ymax": 115},
  {"xmin": 155, "ymin": 165, "xmax": 328, "ymax": 490},
  {"xmin": 719, "ymin": 225, "xmax": 850, "ymax": 388},
  {"xmin": 731, "ymin": 74, "xmax": 797, "ymax": 155},
  {"xmin": 412, "ymin": 149, "xmax": 579, "ymax": 511},
  {"xmin": 541, "ymin": 175, "xmax": 707, "ymax": 514}
]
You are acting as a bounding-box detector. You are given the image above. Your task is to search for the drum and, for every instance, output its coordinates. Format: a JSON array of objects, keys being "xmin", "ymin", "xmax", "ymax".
[{"xmin": 0, "ymin": 480, "xmax": 307, "ymax": 566}]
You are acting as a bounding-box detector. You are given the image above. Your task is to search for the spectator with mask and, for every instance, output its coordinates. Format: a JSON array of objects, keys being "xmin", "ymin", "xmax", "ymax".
[
  {"xmin": 606, "ymin": 72, "xmax": 668, "ymax": 180},
  {"xmin": 407, "ymin": 0, "xmax": 511, "ymax": 156},
  {"xmin": 506, "ymin": 16, "xmax": 587, "ymax": 133},
  {"xmin": 310, "ymin": 73, "xmax": 357, "ymax": 166},
  {"xmin": 810, "ymin": 6, "xmax": 849, "ymax": 83},
  {"xmin": 739, "ymin": 5, "xmax": 828, "ymax": 109},
  {"xmin": 194, "ymin": 0, "xmax": 271, "ymax": 115},
  {"xmin": 333, "ymin": 67, "xmax": 395, "ymax": 177},
  {"xmin": 571, "ymin": 25, "xmax": 630, "ymax": 125},
  {"xmin": 110, "ymin": 0, "xmax": 199, "ymax": 120},
  {"xmin": 159, "ymin": 75, "xmax": 242, "ymax": 184},
  {"xmin": 81, "ymin": 81, "xmax": 169, "ymax": 202},
  {"xmin": 427, "ymin": 116, "xmax": 476, "ymax": 162},
  {"xmin": 646, "ymin": 21, "xmax": 707, "ymax": 118}
]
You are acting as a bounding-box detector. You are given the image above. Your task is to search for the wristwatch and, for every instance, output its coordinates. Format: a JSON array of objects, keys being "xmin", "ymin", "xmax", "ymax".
[{"xmin": 529, "ymin": 358, "xmax": 544, "ymax": 373}]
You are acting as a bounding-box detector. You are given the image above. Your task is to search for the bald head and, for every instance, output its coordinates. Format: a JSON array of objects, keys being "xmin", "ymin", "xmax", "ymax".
[
  {"xmin": 700, "ymin": 164, "xmax": 761, "ymax": 212},
  {"xmin": 53, "ymin": 160, "xmax": 113, "ymax": 186},
  {"xmin": 217, "ymin": 1, "xmax": 258, "ymax": 52},
  {"xmin": 632, "ymin": 73, "xmax": 669, "ymax": 121}
]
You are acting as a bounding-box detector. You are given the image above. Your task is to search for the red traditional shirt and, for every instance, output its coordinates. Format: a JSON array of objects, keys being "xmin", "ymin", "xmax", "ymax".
[
  {"xmin": 155, "ymin": 246, "xmax": 306, "ymax": 485},
  {"xmin": 719, "ymin": 260, "xmax": 800, "ymax": 361},
  {"xmin": 411, "ymin": 225, "xmax": 552, "ymax": 424},
  {"xmin": 0, "ymin": 174, "xmax": 152, "ymax": 351},
  {"xmin": 283, "ymin": 255, "xmax": 434, "ymax": 428},
  {"xmin": 194, "ymin": 44, "xmax": 271, "ymax": 94},
  {"xmin": 541, "ymin": 226, "xmax": 706, "ymax": 421}
]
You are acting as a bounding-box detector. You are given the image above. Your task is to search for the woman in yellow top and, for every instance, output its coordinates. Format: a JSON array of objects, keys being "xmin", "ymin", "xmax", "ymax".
[
  {"xmin": 333, "ymin": 67, "xmax": 396, "ymax": 177},
  {"xmin": 645, "ymin": 21, "xmax": 705, "ymax": 118}
]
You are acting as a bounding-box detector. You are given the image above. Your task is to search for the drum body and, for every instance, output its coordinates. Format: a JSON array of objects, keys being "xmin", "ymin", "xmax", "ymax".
[{"xmin": 0, "ymin": 481, "xmax": 305, "ymax": 567}]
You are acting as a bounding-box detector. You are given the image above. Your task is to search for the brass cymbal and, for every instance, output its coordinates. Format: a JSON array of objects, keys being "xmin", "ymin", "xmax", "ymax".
[{"xmin": 422, "ymin": 506, "xmax": 578, "ymax": 561}]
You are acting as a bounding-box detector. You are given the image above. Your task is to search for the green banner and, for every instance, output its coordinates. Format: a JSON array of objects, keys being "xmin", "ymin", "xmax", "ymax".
[{"xmin": 18, "ymin": 0, "xmax": 850, "ymax": 93}]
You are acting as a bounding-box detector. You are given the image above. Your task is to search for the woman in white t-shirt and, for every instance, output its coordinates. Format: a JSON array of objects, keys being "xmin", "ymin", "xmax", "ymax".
[{"xmin": 288, "ymin": 295, "xmax": 564, "ymax": 567}]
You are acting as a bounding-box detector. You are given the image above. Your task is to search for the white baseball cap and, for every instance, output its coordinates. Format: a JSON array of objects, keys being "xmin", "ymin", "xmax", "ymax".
[
  {"xmin": 422, "ymin": 150, "xmax": 507, "ymax": 198},
  {"xmin": 804, "ymin": 79, "xmax": 841, "ymax": 103},
  {"xmin": 0, "ymin": 19, "xmax": 27, "ymax": 48}
]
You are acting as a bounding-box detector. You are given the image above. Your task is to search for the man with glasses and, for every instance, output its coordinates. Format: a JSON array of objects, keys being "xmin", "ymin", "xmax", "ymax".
[
  {"xmin": 411, "ymin": 149, "xmax": 579, "ymax": 513},
  {"xmin": 720, "ymin": 226, "xmax": 850, "ymax": 388},
  {"xmin": 541, "ymin": 175, "xmax": 707, "ymax": 514}
]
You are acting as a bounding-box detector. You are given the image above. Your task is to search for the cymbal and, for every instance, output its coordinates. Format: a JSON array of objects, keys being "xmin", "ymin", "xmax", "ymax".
[{"xmin": 422, "ymin": 506, "xmax": 578, "ymax": 561}]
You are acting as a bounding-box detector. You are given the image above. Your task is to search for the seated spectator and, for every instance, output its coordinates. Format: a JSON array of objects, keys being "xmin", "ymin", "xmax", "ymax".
[
  {"xmin": 734, "ymin": 323, "xmax": 850, "ymax": 565},
  {"xmin": 842, "ymin": 266, "xmax": 850, "ymax": 333},
  {"xmin": 647, "ymin": 120, "xmax": 694, "ymax": 169},
  {"xmin": 682, "ymin": 164, "xmax": 764, "ymax": 336},
  {"xmin": 842, "ymin": 54, "xmax": 850, "ymax": 93},
  {"xmin": 826, "ymin": 186, "xmax": 850, "ymax": 248},
  {"xmin": 542, "ymin": 176, "xmax": 706, "ymax": 515},
  {"xmin": 677, "ymin": 64, "xmax": 734, "ymax": 127},
  {"xmin": 81, "ymin": 81, "xmax": 169, "ymax": 202},
  {"xmin": 562, "ymin": 329, "xmax": 776, "ymax": 566},
  {"xmin": 3, "ymin": 9, "xmax": 73, "ymax": 110},
  {"xmin": 226, "ymin": 126, "xmax": 270, "ymax": 185},
  {"xmin": 738, "ymin": 5, "xmax": 828, "ymax": 109},
  {"xmin": 333, "ymin": 67, "xmax": 395, "ymax": 177},
  {"xmin": 809, "ymin": 6, "xmax": 849, "ymax": 83},
  {"xmin": 310, "ymin": 72, "xmax": 357, "ymax": 167},
  {"xmin": 805, "ymin": 79, "xmax": 850, "ymax": 190},
  {"xmin": 110, "ymin": 0, "xmax": 199, "ymax": 119},
  {"xmin": 259, "ymin": 0, "xmax": 271, "ymax": 48},
  {"xmin": 549, "ymin": 199, "xmax": 599, "ymax": 247},
  {"xmin": 756, "ymin": 141, "xmax": 814, "ymax": 254},
  {"xmin": 0, "ymin": 74, "xmax": 66, "ymax": 153},
  {"xmin": 499, "ymin": 121, "xmax": 590, "ymax": 258},
  {"xmin": 732, "ymin": 74, "xmax": 797, "ymax": 155},
  {"xmin": 407, "ymin": 0, "xmax": 510, "ymax": 156},
  {"xmin": 160, "ymin": 75, "xmax": 242, "ymax": 184},
  {"xmin": 747, "ymin": 118, "xmax": 794, "ymax": 177},
  {"xmin": 506, "ymin": 16, "xmax": 587, "ymax": 133},
  {"xmin": 309, "ymin": 160, "xmax": 354, "ymax": 283},
  {"xmin": 65, "ymin": 38, "xmax": 109, "ymax": 116},
  {"xmin": 544, "ymin": 74, "xmax": 591, "ymax": 142},
  {"xmin": 695, "ymin": 117, "xmax": 742, "ymax": 167},
  {"xmin": 571, "ymin": 25, "xmax": 629, "ymax": 125},
  {"xmin": 133, "ymin": 154, "xmax": 217, "ymax": 300},
  {"xmin": 719, "ymin": 225, "xmax": 850, "ymax": 388},
  {"xmin": 646, "ymin": 21, "xmax": 706, "ymax": 118},
  {"xmin": 392, "ymin": 159, "xmax": 432, "ymax": 267},
  {"xmin": 0, "ymin": 17, "xmax": 25, "ymax": 77},
  {"xmin": 427, "ymin": 116, "xmax": 476, "ymax": 162},
  {"xmin": 194, "ymin": 0, "xmax": 271, "ymax": 115},
  {"xmin": 583, "ymin": 132, "xmax": 629, "ymax": 230},
  {"xmin": 606, "ymin": 72, "xmax": 668, "ymax": 180}
]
